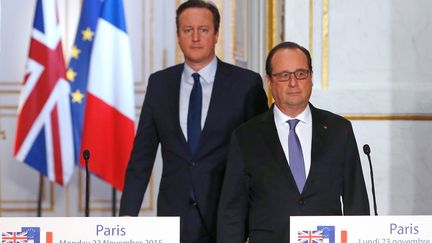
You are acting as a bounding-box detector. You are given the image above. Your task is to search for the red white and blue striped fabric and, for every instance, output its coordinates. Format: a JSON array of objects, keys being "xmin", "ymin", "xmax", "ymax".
[
  {"xmin": 78, "ymin": 0, "xmax": 135, "ymax": 191},
  {"xmin": 13, "ymin": 0, "xmax": 75, "ymax": 185}
]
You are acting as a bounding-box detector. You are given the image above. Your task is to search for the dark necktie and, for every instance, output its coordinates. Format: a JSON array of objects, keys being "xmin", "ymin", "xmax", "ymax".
[
  {"xmin": 187, "ymin": 73, "xmax": 202, "ymax": 155},
  {"xmin": 288, "ymin": 119, "xmax": 306, "ymax": 192}
]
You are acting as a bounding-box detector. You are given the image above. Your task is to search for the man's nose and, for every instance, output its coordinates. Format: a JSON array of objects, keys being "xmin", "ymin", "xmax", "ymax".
[
  {"xmin": 288, "ymin": 74, "xmax": 298, "ymax": 87},
  {"xmin": 192, "ymin": 30, "xmax": 200, "ymax": 41}
]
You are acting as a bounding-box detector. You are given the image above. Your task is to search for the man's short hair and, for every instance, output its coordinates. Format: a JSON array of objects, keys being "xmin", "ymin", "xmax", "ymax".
[
  {"xmin": 265, "ymin": 41, "xmax": 313, "ymax": 75},
  {"xmin": 176, "ymin": 0, "xmax": 220, "ymax": 33}
]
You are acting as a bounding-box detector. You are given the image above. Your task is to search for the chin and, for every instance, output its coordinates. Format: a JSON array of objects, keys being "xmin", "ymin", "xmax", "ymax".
[
  {"xmin": 189, "ymin": 56, "xmax": 211, "ymax": 64},
  {"xmin": 285, "ymin": 100, "xmax": 306, "ymax": 108}
]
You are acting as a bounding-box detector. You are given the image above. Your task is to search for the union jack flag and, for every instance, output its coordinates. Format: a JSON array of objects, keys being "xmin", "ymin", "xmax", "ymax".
[
  {"xmin": 2, "ymin": 232, "xmax": 28, "ymax": 243},
  {"xmin": 13, "ymin": 0, "xmax": 75, "ymax": 185},
  {"xmin": 298, "ymin": 230, "xmax": 323, "ymax": 243}
]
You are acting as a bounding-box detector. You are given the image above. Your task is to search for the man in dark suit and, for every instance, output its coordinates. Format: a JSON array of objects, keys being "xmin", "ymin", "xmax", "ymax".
[
  {"xmin": 217, "ymin": 41, "xmax": 370, "ymax": 243},
  {"xmin": 119, "ymin": 1, "xmax": 268, "ymax": 243}
]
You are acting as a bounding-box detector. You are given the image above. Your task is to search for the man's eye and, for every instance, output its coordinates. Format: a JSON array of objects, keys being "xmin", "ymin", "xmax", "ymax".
[
  {"xmin": 296, "ymin": 70, "xmax": 308, "ymax": 78},
  {"xmin": 281, "ymin": 72, "xmax": 290, "ymax": 78},
  {"xmin": 297, "ymin": 71, "xmax": 306, "ymax": 76}
]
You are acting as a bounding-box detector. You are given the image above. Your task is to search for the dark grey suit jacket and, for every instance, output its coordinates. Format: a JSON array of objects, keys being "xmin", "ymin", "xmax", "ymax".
[
  {"xmin": 119, "ymin": 59, "xmax": 268, "ymax": 241},
  {"xmin": 217, "ymin": 104, "xmax": 370, "ymax": 243}
]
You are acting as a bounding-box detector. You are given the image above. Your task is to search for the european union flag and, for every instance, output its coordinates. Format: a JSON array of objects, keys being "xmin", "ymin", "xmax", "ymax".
[
  {"xmin": 21, "ymin": 227, "xmax": 40, "ymax": 243},
  {"xmin": 317, "ymin": 226, "xmax": 335, "ymax": 243}
]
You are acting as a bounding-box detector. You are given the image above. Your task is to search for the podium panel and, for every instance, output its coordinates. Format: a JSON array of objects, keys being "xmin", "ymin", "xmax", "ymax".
[
  {"xmin": 0, "ymin": 217, "xmax": 179, "ymax": 243},
  {"xmin": 290, "ymin": 216, "xmax": 432, "ymax": 243}
]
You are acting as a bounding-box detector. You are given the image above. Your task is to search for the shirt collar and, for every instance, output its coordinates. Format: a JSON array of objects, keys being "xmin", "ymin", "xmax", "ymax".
[
  {"xmin": 273, "ymin": 104, "xmax": 312, "ymax": 127},
  {"xmin": 183, "ymin": 56, "xmax": 218, "ymax": 84}
]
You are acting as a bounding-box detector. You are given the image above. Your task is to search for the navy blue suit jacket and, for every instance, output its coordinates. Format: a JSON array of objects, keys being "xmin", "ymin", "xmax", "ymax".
[
  {"xmin": 217, "ymin": 104, "xmax": 370, "ymax": 243},
  {"xmin": 120, "ymin": 59, "xmax": 268, "ymax": 240}
]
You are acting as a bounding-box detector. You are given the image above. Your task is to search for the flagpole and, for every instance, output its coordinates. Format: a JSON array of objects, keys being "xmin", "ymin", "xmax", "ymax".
[
  {"xmin": 83, "ymin": 150, "xmax": 90, "ymax": 217},
  {"xmin": 112, "ymin": 187, "xmax": 117, "ymax": 216},
  {"xmin": 85, "ymin": 170, "xmax": 90, "ymax": 217},
  {"xmin": 37, "ymin": 174, "xmax": 43, "ymax": 217}
]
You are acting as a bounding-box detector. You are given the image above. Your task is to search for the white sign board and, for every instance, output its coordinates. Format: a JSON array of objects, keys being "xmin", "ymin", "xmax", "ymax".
[
  {"xmin": 0, "ymin": 217, "xmax": 179, "ymax": 243},
  {"xmin": 290, "ymin": 216, "xmax": 432, "ymax": 243}
]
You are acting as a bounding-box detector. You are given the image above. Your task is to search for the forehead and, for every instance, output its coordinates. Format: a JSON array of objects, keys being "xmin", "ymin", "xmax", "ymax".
[
  {"xmin": 178, "ymin": 8, "xmax": 213, "ymax": 26},
  {"xmin": 271, "ymin": 48, "xmax": 308, "ymax": 71}
]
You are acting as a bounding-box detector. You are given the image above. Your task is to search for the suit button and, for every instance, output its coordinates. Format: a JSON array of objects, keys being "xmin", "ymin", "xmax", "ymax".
[
  {"xmin": 190, "ymin": 201, "xmax": 198, "ymax": 207},
  {"xmin": 190, "ymin": 161, "xmax": 196, "ymax": 167},
  {"xmin": 299, "ymin": 199, "xmax": 305, "ymax": 205}
]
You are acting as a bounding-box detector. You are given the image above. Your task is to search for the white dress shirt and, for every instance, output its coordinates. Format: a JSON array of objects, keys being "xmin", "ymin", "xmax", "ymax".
[
  {"xmin": 179, "ymin": 57, "xmax": 217, "ymax": 140},
  {"xmin": 273, "ymin": 104, "xmax": 312, "ymax": 177}
]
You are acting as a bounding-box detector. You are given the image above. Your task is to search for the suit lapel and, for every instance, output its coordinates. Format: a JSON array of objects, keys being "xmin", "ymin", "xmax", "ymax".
[
  {"xmin": 166, "ymin": 65, "xmax": 191, "ymax": 156},
  {"xmin": 259, "ymin": 108, "xmax": 300, "ymax": 192},
  {"xmin": 310, "ymin": 105, "xmax": 328, "ymax": 162},
  {"xmin": 303, "ymin": 104, "xmax": 329, "ymax": 192}
]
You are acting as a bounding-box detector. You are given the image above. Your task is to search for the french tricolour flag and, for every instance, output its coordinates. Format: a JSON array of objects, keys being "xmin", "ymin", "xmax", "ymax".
[
  {"xmin": 79, "ymin": 0, "xmax": 135, "ymax": 191},
  {"xmin": 14, "ymin": 0, "xmax": 75, "ymax": 185}
]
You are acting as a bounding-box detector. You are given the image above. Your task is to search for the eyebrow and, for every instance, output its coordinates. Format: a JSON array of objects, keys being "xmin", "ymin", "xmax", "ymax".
[
  {"xmin": 273, "ymin": 68, "xmax": 309, "ymax": 73},
  {"xmin": 181, "ymin": 25, "xmax": 210, "ymax": 28}
]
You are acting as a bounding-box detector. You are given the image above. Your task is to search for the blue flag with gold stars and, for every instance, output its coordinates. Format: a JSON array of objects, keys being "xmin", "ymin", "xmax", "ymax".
[{"xmin": 67, "ymin": 0, "xmax": 103, "ymax": 160}]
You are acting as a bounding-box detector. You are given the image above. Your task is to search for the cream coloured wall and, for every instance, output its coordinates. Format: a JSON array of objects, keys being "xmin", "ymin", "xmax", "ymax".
[{"xmin": 285, "ymin": 0, "xmax": 432, "ymax": 215}]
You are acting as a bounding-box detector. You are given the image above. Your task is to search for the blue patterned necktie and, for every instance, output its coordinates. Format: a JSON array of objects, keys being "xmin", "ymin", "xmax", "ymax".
[
  {"xmin": 187, "ymin": 73, "xmax": 202, "ymax": 155},
  {"xmin": 287, "ymin": 119, "xmax": 307, "ymax": 192}
]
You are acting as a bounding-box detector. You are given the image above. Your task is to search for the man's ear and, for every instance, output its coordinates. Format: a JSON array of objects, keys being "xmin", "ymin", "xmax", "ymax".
[
  {"xmin": 214, "ymin": 30, "xmax": 219, "ymax": 44},
  {"xmin": 265, "ymin": 75, "xmax": 272, "ymax": 86},
  {"xmin": 310, "ymin": 71, "xmax": 313, "ymax": 86}
]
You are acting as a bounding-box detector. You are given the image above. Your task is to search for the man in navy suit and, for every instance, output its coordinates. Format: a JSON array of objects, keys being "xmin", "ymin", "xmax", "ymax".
[
  {"xmin": 217, "ymin": 41, "xmax": 370, "ymax": 243},
  {"xmin": 119, "ymin": 1, "xmax": 268, "ymax": 243}
]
